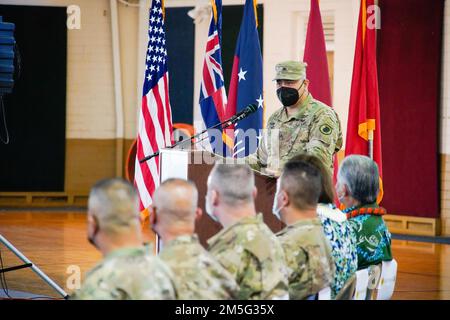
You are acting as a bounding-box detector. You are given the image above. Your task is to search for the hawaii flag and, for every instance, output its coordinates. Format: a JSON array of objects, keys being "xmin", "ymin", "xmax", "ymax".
[{"xmin": 199, "ymin": 0, "xmax": 232, "ymax": 156}]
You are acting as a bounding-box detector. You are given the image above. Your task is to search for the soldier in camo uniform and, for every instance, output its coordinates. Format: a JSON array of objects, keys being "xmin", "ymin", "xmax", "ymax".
[
  {"xmin": 70, "ymin": 178, "xmax": 176, "ymax": 300},
  {"xmin": 150, "ymin": 178, "xmax": 239, "ymax": 300},
  {"xmin": 247, "ymin": 61, "xmax": 342, "ymax": 177},
  {"xmin": 272, "ymin": 160, "xmax": 335, "ymax": 300},
  {"xmin": 205, "ymin": 163, "xmax": 289, "ymax": 300}
]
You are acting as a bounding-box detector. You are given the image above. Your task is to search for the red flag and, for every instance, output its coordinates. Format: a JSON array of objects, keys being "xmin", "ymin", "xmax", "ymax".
[
  {"xmin": 303, "ymin": 0, "xmax": 331, "ymax": 106},
  {"xmin": 303, "ymin": 0, "xmax": 338, "ymax": 193},
  {"xmin": 345, "ymin": 0, "xmax": 383, "ymax": 203}
]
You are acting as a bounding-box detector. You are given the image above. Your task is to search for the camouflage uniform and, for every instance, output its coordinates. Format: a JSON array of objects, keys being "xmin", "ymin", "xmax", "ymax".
[
  {"xmin": 159, "ymin": 234, "xmax": 239, "ymax": 300},
  {"xmin": 70, "ymin": 246, "xmax": 176, "ymax": 300},
  {"xmin": 207, "ymin": 213, "xmax": 289, "ymax": 300},
  {"xmin": 248, "ymin": 94, "xmax": 342, "ymax": 176},
  {"xmin": 247, "ymin": 60, "xmax": 342, "ymax": 176},
  {"xmin": 276, "ymin": 218, "xmax": 335, "ymax": 300}
]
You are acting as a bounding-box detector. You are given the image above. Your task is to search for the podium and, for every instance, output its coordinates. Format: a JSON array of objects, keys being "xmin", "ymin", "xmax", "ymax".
[{"xmin": 159, "ymin": 149, "xmax": 284, "ymax": 246}]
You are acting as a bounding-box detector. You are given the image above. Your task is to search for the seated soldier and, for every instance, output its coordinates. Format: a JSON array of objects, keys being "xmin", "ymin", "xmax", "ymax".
[
  {"xmin": 273, "ymin": 160, "xmax": 335, "ymax": 300},
  {"xmin": 290, "ymin": 154, "xmax": 358, "ymax": 299},
  {"xmin": 206, "ymin": 163, "xmax": 289, "ymax": 300},
  {"xmin": 336, "ymin": 155, "xmax": 393, "ymax": 270},
  {"xmin": 150, "ymin": 178, "xmax": 239, "ymax": 300},
  {"xmin": 71, "ymin": 178, "xmax": 176, "ymax": 300}
]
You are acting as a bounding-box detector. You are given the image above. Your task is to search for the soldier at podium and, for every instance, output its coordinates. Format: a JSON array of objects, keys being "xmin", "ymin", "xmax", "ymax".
[{"xmin": 246, "ymin": 61, "xmax": 342, "ymax": 177}]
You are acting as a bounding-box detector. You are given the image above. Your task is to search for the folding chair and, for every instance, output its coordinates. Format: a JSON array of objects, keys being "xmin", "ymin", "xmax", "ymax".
[
  {"xmin": 353, "ymin": 268, "xmax": 369, "ymax": 300},
  {"xmin": 376, "ymin": 259, "xmax": 398, "ymax": 300},
  {"xmin": 336, "ymin": 274, "xmax": 357, "ymax": 300}
]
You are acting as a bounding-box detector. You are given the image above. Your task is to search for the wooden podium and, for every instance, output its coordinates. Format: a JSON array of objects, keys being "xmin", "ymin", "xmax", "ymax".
[{"xmin": 159, "ymin": 149, "xmax": 284, "ymax": 246}]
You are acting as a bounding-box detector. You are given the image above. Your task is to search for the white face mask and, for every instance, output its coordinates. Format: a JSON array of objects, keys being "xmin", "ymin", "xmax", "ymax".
[
  {"xmin": 272, "ymin": 191, "xmax": 283, "ymax": 221},
  {"xmin": 336, "ymin": 182, "xmax": 346, "ymax": 204},
  {"xmin": 205, "ymin": 193, "xmax": 219, "ymax": 223}
]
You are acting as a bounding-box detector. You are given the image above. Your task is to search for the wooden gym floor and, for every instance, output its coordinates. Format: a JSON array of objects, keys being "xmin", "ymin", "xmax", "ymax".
[{"xmin": 0, "ymin": 210, "xmax": 449, "ymax": 300}]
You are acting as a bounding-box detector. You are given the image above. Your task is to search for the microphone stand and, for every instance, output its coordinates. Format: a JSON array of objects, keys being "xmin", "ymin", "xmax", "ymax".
[{"xmin": 139, "ymin": 114, "xmax": 238, "ymax": 164}]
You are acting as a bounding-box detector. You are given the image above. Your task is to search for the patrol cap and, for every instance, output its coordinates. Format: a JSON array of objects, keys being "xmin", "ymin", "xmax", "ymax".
[{"xmin": 273, "ymin": 61, "xmax": 307, "ymax": 81}]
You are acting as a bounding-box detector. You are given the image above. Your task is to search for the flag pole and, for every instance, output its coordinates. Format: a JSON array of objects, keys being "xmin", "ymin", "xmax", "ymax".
[{"xmin": 368, "ymin": 129, "xmax": 374, "ymax": 159}]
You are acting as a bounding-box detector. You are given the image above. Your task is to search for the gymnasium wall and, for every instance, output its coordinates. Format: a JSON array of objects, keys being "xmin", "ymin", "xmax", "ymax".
[
  {"xmin": 441, "ymin": 1, "xmax": 450, "ymax": 236},
  {"xmin": 1, "ymin": 0, "xmax": 449, "ymax": 235}
]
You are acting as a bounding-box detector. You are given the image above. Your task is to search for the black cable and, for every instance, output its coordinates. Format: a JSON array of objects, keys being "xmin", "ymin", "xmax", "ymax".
[
  {"xmin": 14, "ymin": 42, "xmax": 22, "ymax": 82},
  {"xmin": 0, "ymin": 248, "xmax": 63, "ymax": 300},
  {"xmin": 28, "ymin": 296, "xmax": 64, "ymax": 300},
  {"xmin": 0, "ymin": 248, "xmax": 12, "ymax": 299},
  {"xmin": 0, "ymin": 41, "xmax": 21, "ymax": 145},
  {"xmin": 0, "ymin": 96, "xmax": 10, "ymax": 144}
]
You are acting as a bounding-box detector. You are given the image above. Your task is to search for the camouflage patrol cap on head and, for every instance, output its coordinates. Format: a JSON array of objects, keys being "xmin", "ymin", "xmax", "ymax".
[{"xmin": 273, "ymin": 61, "xmax": 307, "ymax": 81}]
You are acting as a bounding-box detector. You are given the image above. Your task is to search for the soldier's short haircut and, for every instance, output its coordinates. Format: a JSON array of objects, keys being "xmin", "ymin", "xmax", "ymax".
[
  {"xmin": 209, "ymin": 163, "xmax": 255, "ymax": 207},
  {"xmin": 290, "ymin": 153, "xmax": 335, "ymax": 204},
  {"xmin": 338, "ymin": 155, "xmax": 379, "ymax": 205},
  {"xmin": 88, "ymin": 178, "xmax": 139, "ymax": 235},
  {"xmin": 153, "ymin": 178, "xmax": 198, "ymax": 223},
  {"xmin": 280, "ymin": 160, "xmax": 322, "ymax": 210}
]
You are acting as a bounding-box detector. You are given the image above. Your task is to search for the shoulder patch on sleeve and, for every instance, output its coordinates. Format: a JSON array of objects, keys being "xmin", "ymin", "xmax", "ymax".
[{"xmin": 319, "ymin": 124, "xmax": 333, "ymax": 135}]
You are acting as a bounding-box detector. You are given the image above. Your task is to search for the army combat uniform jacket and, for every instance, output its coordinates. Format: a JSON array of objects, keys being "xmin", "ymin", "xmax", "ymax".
[
  {"xmin": 70, "ymin": 246, "xmax": 176, "ymax": 300},
  {"xmin": 207, "ymin": 213, "xmax": 289, "ymax": 300},
  {"xmin": 248, "ymin": 94, "xmax": 342, "ymax": 175},
  {"xmin": 159, "ymin": 234, "xmax": 239, "ymax": 299},
  {"xmin": 276, "ymin": 218, "xmax": 335, "ymax": 300}
]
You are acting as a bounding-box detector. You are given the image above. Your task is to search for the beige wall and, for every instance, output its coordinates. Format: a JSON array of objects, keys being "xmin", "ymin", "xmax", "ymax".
[
  {"xmin": 440, "ymin": 1, "xmax": 450, "ymax": 236},
  {"xmin": 442, "ymin": 155, "xmax": 450, "ymax": 236},
  {"xmin": 118, "ymin": 2, "xmax": 140, "ymax": 139},
  {"xmin": 1, "ymin": 0, "xmax": 141, "ymax": 192},
  {"xmin": 0, "ymin": 0, "xmax": 143, "ymax": 140}
]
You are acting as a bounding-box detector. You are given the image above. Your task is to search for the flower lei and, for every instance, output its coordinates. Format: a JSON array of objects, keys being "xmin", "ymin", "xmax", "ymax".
[{"xmin": 343, "ymin": 204, "xmax": 386, "ymax": 219}]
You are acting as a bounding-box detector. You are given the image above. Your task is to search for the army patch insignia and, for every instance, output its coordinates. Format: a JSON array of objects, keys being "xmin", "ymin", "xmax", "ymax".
[{"xmin": 319, "ymin": 124, "xmax": 332, "ymax": 135}]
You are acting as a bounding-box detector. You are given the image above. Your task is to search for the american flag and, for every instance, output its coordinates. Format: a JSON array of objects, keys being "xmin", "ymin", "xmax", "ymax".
[
  {"xmin": 134, "ymin": 0, "xmax": 173, "ymax": 213},
  {"xmin": 199, "ymin": 0, "xmax": 233, "ymax": 156}
]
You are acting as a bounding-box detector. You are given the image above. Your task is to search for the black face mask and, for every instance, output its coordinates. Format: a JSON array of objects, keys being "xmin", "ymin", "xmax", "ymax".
[
  {"xmin": 276, "ymin": 82, "xmax": 304, "ymax": 107},
  {"xmin": 150, "ymin": 210, "xmax": 160, "ymax": 239},
  {"xmin": 88, "ymin": 216, "xmax": 99, "ymax": 249}
]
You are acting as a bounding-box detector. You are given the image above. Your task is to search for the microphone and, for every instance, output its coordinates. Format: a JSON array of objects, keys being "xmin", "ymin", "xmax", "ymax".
[
  {"xmin": 224, "ymin": 103, "xmax": 258, "ymax": 127},
  {"xmin": 139, "ymin": 103, "xmax": 258, "ymax": 163}
]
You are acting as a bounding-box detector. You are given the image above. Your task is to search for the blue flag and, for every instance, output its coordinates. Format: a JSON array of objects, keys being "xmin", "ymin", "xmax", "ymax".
[{"xmin": 227, "ymin": 0, "xmax": 263, "ymax": 157}]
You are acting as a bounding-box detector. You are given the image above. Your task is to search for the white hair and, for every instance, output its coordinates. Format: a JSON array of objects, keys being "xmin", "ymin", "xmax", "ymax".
[{"xmin": 337, "ymin": 155, "xmax": 380, "ymax": 204}]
